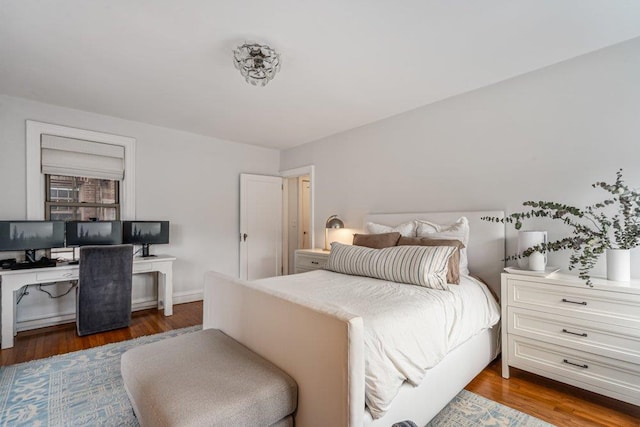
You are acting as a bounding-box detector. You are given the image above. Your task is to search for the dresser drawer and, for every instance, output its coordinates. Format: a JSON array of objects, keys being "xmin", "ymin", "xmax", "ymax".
[
  {"xmin": 508, "ymin": 335, "xmax": 640, "ymax": 405},
  {"xmin": 295, "ymin": 252, "xmax": 328, "ymax": 270},
  {"xmin": 508, "ymin": 307, "xmax": 640, "ymax": 364},
  {"xmin": 508, "ymin": 279, "xmax": 640, "ymax": 329}
]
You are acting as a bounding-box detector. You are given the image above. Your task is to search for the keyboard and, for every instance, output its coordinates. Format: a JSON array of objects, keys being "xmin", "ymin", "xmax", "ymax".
[{"xmin": 8, "ymin": 260, "xmax": 57, "ymax": 270}]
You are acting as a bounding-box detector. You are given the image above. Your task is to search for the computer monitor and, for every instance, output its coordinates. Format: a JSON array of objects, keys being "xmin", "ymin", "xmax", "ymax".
[
  {"xmin": 0, "ymin": 220, "xmax": 65, "ymax": 263},
  {"xmin": 65, "ymin": 221, "xmax": 122, "ymax": 247},
  {"xmin": 122, "ymin": 221, "xmax": 170, "ymax": 257}
]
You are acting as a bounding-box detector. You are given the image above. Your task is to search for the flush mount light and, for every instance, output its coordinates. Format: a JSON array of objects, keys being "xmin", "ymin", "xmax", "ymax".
[{"xmin": 233, "ymin": 42, "xmax": 281, "ymax": 86}]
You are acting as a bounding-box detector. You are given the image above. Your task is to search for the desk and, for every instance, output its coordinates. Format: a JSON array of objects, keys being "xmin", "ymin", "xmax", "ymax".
[{"xmin": 0, "ymin": 255, "xmax": 175, "ymax": 349}]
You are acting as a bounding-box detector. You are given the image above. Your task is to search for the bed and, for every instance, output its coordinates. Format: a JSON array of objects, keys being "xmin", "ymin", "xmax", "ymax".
[{"xmin": 203, "ymin": 210, "xmax": 505, "ymax": 426}]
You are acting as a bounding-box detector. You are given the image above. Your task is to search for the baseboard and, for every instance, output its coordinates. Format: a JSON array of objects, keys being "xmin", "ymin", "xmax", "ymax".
[
  {"xmin": 172, "ymin": 290, "xmax": 203, "ymax": 305},
  {"xmin": 16, "ymin": 292, "xmax": 202, "ymax": 332},
  {"xmin": 17, "ymin": 312, "xmax": 78, "ymax": 332}
]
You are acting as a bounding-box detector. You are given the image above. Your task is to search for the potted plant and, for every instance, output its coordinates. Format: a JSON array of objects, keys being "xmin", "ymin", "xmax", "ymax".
[{"xmin": 483, "ymin": 169, "xmax": 640, "ymax": 286}]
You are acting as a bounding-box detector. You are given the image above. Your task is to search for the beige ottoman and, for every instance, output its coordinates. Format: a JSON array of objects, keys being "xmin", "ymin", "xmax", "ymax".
[{"xmin": 121, "ymin": 329, "xmax": 298, "ymax": 427}]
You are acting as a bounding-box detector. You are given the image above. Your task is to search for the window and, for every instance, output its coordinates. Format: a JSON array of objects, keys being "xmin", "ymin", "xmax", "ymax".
[
  {"xmin": 25, "ymin": 121, "xmax": 135, "ymax": 261},
  {"xmin": 27, "ymin": 121, "xmax": 135, "ymax": 223},
  {"xmin": 46, "ymin": 174, "xmax": 121, "ymax": 260},
  {"xmin": 45, "ymin": 175, "xmax": 120, "ymax": 221}
]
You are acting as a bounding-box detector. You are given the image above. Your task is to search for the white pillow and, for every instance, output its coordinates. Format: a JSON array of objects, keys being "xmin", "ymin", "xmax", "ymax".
[
  {"xmin": 326, "ymin": 242, "xmax": 455, "ymax": 290},
  {"xmin": 365, "ymin": 221, "xmax": 416, "ymax": 237},
  {"xmin": 416, "ymin": 217, "xmax": 470, "ymax": 275}
]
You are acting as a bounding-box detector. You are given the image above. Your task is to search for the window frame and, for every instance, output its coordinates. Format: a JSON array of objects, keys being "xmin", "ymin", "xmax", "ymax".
[{"xmin": 44, "ymin": 175, "xmax": 121, "ymax": 221}]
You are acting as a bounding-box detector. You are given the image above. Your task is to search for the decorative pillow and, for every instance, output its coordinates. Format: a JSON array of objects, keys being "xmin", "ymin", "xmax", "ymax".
[
  {"xmin": 415, "ymin": 217, "xmax": 470, "ymax": 275},
  {"xmin": 397, "ymin": 237, "xmax": 465, "ymax": 284},
  {"xmin": 365, "ymin": 221, "xmax": 416, "ymax": 237},
  {"xmin": 326, "ymin": 242, "xmax": 455, "ymax": 290},
  {"xmin": 353, "ymin": 232, "xmax": 401, "ymax": 249}
]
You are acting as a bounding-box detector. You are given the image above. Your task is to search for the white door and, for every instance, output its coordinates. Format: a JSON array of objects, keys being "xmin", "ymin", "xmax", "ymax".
[{"xmin": 240, "ymin": 174, "xmax": 283, "ymax": 280}]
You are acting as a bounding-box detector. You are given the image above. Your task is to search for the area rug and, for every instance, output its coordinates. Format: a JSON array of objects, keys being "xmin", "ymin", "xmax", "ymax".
[
  {"xmin": 0, "ymin": 326, "xmax": 201, "ymax": 426},
  {"xmin": 427, "ymin": 389, "xmax": 554, "ymax": 426},
  {"xmin": 1, "ymin": 326, "xmax": 552, "ymax": 427}
]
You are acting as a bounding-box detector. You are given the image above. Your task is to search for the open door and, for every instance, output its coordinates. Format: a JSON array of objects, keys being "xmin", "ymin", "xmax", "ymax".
[{"xmin": 239, "ymin": 174, "xmax": 283, "ymax": 280}]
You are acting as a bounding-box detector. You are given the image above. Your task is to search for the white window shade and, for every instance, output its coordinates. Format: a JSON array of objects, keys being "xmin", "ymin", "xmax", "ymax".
[{"xmin": 41, "ymin": 134, "xmax": 125, "ymax": 180}]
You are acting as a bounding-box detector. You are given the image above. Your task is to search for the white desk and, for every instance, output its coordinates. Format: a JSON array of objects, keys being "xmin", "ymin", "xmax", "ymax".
[{"xmin": 0, "ymin": 255, "xmax": 175, "ymax": 349}]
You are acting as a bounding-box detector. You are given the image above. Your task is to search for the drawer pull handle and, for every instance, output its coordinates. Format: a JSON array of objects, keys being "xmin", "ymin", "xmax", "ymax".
[
  {"xmin": 561, "ymin": 298, "xmax": 587, "ymax": 306},
  {"xmin": 311, "ymin": 261, "xmax": 319, "ymax": 265},
  {"xmin": 562, "ymin": 329, "xmax": 587, "ymax": 337},
  {"xmin": 563, "ymin": 359, "xmax": 588, "ymax": 369}
]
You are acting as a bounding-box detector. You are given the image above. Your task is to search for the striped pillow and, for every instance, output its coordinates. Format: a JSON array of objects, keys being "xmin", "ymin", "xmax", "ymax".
[{"xmin": 326, "ymin": 243, "xmax": 455, "ymax": 290}]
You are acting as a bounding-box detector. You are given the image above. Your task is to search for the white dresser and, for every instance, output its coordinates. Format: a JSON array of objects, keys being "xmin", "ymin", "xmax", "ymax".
[
  {"xmin": 294, "ymin": 249, "xmax": 329, "ymax": 274},
  {"xmin": 501, "ymin": 272, "xmax": 640, "ymax": 406}
]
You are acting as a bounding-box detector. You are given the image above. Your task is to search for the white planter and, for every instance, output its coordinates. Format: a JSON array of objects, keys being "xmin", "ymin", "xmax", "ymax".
[{"xmin": 606, "ymin": 249, "xmax": 630, "ymax": 282}]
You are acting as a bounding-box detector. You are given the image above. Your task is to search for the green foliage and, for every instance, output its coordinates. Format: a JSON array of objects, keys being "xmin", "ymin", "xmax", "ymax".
[{"xmin": 482, "ymin": 169, "xmax": 640, "ymax": 286}]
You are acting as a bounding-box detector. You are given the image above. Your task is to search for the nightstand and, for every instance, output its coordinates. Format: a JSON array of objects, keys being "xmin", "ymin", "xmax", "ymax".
[
  {"xmin": 501, "ymin": 272, "xmax": 640, "ymax": 406},
  {"xmin": 294, "ymin": 249, "xmax": 329, "ymax": 274}
]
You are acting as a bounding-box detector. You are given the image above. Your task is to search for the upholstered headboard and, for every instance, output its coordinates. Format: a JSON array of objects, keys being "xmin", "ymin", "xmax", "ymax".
[{"xmin": 364, "ymin": 211, "xmax": 505, "ymax": 298}]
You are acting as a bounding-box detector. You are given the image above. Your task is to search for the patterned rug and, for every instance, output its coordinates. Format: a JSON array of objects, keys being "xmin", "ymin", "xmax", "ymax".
[
  {"xmin": 0, "ymin": 326, "xmax": 201, "ymax": 426},
  {"xmin": 1, "ymin": 326, "xmax": 552, "ymax": 426},
  {"xmin": 428, "ymin": 389, "xmax": 553, "ymax": 426}
]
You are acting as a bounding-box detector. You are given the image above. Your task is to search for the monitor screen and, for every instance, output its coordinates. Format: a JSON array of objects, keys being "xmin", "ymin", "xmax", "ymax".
[
  {"xmin": 65, "ymin": 221, "xmax": 122, "ymax": 246},
  {"xmin": 122, "ymin": 221, "xmax": 170, "ymax": 245},
  {"xmin": 0, "ymin": 221, "xmax": 65, "ymax": 251}
]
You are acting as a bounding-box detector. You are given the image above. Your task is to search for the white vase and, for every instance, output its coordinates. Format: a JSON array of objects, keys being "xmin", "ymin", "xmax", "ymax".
[
  {"xmin": 606, "ymin": 249, "xmax": 630, "ymax": 282},
  {"xmin": 517, "ymin": 231, "xmax": 547, "ymax": 269}
]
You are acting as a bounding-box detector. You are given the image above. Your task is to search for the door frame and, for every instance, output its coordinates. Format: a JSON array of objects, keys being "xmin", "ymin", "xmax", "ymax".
[
  {"xmin": 298, "ymin": 176, "xmax": 311, "ymax": 249},
  {"xmin": 281, "ymin": 165, "xmax": 315, "ymax": 275}
]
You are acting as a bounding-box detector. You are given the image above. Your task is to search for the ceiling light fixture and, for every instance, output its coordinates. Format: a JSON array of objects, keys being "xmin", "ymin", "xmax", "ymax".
[{"xmin": 233, "ymin": 42, "xmax": 281, "ymax": 87}]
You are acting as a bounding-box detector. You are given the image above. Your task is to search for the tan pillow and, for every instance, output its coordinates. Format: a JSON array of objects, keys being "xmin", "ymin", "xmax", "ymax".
[
  {"xmin": 353, "ymin": 232, "xmax": 401, "ymax": 249},
  {"xmin": 397, "ymin": 237, "xmax": 465, "ymax": 284}
]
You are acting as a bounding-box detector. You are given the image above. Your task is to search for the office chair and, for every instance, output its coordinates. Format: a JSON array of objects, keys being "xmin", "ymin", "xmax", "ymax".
[{"xmin": 76, "ymin": 244, "xmax": 133, "ymax": 336}]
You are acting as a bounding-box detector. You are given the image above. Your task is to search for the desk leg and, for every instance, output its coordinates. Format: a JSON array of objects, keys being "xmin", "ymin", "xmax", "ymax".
[
  {"xmin": 157, "ymin": 266, "xmax": 173, "ymax": 316},
  {"xmin": 1, "ymin": 280, "xmax": 15, "ymax": 349}
]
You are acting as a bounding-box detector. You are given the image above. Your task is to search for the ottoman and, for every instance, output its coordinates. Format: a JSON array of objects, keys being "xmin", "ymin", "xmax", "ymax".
[{"xmin": 121, "ymin": 329, "xmax": 298, "ymax": 426}]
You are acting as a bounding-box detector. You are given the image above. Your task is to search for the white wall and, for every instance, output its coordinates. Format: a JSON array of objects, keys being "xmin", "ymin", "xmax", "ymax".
[
  {"xmin": 281, "ymin": 37, "xmax": 640, "ymax": 279},
  {"xmin": 0, "ymin": 95, "xmax": 280, "ymax": 327}
]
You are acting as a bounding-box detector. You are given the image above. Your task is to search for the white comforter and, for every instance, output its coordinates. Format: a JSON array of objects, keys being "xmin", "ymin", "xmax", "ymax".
[{"xmin": 253, "ymin": 270, "xmax": 501, "ymax": 419}]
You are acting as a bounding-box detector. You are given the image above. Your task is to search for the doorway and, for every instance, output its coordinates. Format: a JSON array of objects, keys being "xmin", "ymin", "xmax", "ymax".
[
  {"xmin": 281, "ymin": 165, "xmax": 315, "ymax": 275},
  {"xmin": 285, "ymin": 175, "xmax": 311, "ymax": 273},
  {"xmin": 238, "ymin": 167, "xmax": 314, "ymax": 279}
]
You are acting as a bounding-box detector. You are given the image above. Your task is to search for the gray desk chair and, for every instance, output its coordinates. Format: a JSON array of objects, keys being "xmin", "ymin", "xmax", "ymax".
[{"xmin": 77, "ymin": 244, "xmax": 134, "ymax": 336}]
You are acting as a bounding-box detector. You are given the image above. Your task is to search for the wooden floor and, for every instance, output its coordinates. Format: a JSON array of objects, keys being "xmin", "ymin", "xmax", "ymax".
[
  {"xmin": 467, "ymin": 360, "xmax": 640, "ymax": 427},
  {"xmin": 0, "ymin": 300, "xmax": 202, "ymax": 366},
  {"xmin": 1, "ymin": 301, "xmax": 638, "ymax": 426}
]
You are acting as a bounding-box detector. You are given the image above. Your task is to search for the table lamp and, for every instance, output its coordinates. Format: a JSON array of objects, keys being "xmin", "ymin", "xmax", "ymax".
[{"xmin": 324, "ymin": 215, "xmax": 344, "ymax": 251}]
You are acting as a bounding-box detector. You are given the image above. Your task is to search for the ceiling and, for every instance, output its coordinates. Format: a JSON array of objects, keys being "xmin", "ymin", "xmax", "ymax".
[{"xmin": 1, "ymin": 1, "xmax": 640, "ymax": 150}]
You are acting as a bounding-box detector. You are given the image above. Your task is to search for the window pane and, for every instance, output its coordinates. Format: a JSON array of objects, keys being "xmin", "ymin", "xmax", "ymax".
[
  {"xmin": 48, "ymin": 175, "xmax": 117, "ymax": 204},
  {"xmin": 49, "ymin": 206, "xmax": 118, "ymax": 221},
  {"xmin": 51, "ymin": 247, "xmax": 77, "ymax": 261}
]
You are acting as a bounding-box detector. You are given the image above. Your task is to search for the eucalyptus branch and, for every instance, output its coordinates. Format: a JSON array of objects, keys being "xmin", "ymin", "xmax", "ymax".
[{"xmin": 483, "ymin": 169, "xmax": 639, "ymax": 286}]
